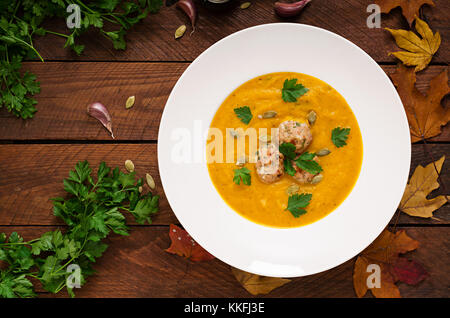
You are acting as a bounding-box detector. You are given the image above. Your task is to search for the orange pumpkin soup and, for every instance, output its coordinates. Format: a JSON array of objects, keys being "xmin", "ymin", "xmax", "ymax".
[{"xmin": 207, "ymin": 72, "xmax": 363, "ymax": 228}]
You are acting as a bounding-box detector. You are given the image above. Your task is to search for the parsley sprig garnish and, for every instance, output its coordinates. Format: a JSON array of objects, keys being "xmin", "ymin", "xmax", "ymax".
[
  {"xmin": 295, "ymin": 152, "xmax": 323, "ymax": 175},
  {"xmin": 285, "ymin": 193, "xmax": 312, "ymax": 217},
  {"xmin": 280, "ymin": 142, "xmax": 297, "ymax": 176},
  {"xmin": 233, "ymin": 167, "xmax": 251, "ymax": 185},
  {"xmin": 331, "ymin": 127, "xmax": 351, "ymax": 148},
  {"xmin": 281, "ymin": 79, "xmax": 309, "ymax": 102},
  {"xmin": 0, "ymin": 160, "xmax": 159, "ymax": 298},
  {"xmin": 279, "ymin": 142, "xmax": 322, "ymax": 175},
  {"xmin": 0, "ymin": 1, "xmax": 163, "ymax": 119},
  {"xmin": 234, "ymin": 106, "xmax": 253, "ymax": 124}
]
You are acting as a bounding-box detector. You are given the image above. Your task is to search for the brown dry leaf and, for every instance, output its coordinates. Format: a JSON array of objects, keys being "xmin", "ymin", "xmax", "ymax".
[
  {"xmin": 390, "ymin": 64, "xmax": 450, "ymax": 142},
  {"xmin": 165, "ymin": 224, "xmax": 215, "ymax": 262},
  {"xmin": 231, "ymin": 267, "xmax": 291, "ymax": 295},
  {"xmin": 375, "ymin": 0, "xmax": 434, "ymax": 25},
  {"xmin": 353, "ymin": 229, "xmax": 427, "ymax": 298},
  {"xmin": 386, "ymin": 17, "xmax": 441, "ymax": 72},
  {"xmin": 400, "ymin": 156, "xmax": 448, "ymax": 217}
]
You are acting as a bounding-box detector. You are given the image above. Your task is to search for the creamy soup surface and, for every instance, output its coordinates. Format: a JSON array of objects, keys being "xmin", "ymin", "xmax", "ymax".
[{"xmin": 207, "ymin": 72, "xmax": 363, "ymax": 228}]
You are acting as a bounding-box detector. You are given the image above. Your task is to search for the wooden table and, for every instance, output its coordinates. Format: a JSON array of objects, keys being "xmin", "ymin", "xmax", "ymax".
[{"xmin": 0, "ymin": 0, "xmax": 448, "ymax": 298}]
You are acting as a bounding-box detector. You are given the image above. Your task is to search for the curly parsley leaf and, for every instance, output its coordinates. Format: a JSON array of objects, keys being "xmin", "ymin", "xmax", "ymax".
[
  {"xmin": 285, "ymin": 193, "xmax": 312, "ymax": 217},
  {"xmin": 233, "ymin": 167, "xmax": 251, "ymax": 185},
  {"xmin": 331, "ymin": 127, "xmax": 351, "ymax": 148},
  {"xmin": 281, "ymin": 79, "xmax": 309, "ymax": 102}
]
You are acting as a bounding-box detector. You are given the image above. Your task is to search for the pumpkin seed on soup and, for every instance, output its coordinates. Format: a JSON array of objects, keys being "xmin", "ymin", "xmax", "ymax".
[
  {"xmin": 307, "ymin": 110, "xmax": 317, "ymax": 125},
  {"xmin": 261, "ymin": 111, "xmax": 277, "ymax": 119},
  {"xmin": 316, "ymin": 148, "xmax": 331, "ymax": 157},
  {"xmin": 310, "ymin": 174, "xmax": 323, "ymax": 184},
  {"xmin": 286, "ymin": 184, "xmax": 299, "ymax": 195}
]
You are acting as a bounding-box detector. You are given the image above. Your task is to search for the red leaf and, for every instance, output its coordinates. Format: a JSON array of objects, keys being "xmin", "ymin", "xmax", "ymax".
[
  {"xmin": 165, "ymin": 224, "xmax": 215, "ymax": 262},
  {"xmin": 391, "ymin": 257, "xmax": 428, "ymax": 285}
]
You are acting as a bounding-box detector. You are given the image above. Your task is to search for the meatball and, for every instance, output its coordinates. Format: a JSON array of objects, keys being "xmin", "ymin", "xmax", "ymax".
[
  {"xmin": 278, "ymin": 120, "xmax": 312, "ymax": 153},
  {"xmin": 255, "ymin": 143, "xmax": 284, "ymax": 184},
  {"xmin": 292, "ymin": 155, "xmax": 321, "ymax": 184}
]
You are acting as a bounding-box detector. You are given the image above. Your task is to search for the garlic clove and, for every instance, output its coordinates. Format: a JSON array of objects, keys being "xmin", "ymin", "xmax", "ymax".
[{"xmin": 87, "ymin": 102, "xmax": 115, "ymax": 139}]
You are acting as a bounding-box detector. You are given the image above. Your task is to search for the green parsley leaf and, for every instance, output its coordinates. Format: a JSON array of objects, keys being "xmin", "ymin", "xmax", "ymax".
[
  {"xmin": 0, "ymin": 0, "xmax": 163, "ymax": 119},
  {"xmin": 233, "ymin": 167, "xmax": 251, "ymax": 185},
  {"xmin": 279, "ymin": 142, "xmax": 296, "ymax": 160},
  {"xmin": 234, "ymin": 106, "xmax": 253, "ymax": 124},
  {"xmin": 331, "ymin": 127, "xmax": 351, "ymax": 148},
  {"xmin": 295, "ymin": 152, "xmax": 323, "ymax": 175},
  {"xmin": 283, "ymin": 158, "xmax": 296, "ymax": 176},
  {"xmin": 285, "ymin": 193, "xmax": 312, "ymax": 217},
  {"xmin": 0, "ymin": 273, "xmax": 35, "ymax": 298},
  {"xmin": 130, "ymin": 195, "xmax": 159, "ymax": 224},
  {"xmin": 0, "ymin": 160, "xmax": 159, "ymax": 298},
  {"xmin": 281, "ymin": 79, "xmax": 309, "ymax": 102}
]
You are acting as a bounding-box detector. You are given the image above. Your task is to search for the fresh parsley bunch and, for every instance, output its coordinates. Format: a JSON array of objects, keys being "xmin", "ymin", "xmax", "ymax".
[
  {"xmin": 0, "ymin": 160, "xmax": 159, "ymax": 298},
  {"xmin": 0, "ymin": 0, "xmax": 163, "ymax": 119}
]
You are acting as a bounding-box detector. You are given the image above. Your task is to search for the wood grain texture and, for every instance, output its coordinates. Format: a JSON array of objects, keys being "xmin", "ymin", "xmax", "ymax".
[
  {"xmin": 0, "ymin": 62, "xmax": 188, "ymax": 141},
  {"xmin": 30, "ymin": 0, "xmax": 449, "ymax": 63},
  {"xmin": 0, "ymin": 226, "xmax": 447, "ymax": 298},
  {"xmin": 0, "ymin": 63, "xmax": 447, "ymax": 141},
  {"xmin": 0, "ymin": 144, "xmax": 447, "ymax": 226}
]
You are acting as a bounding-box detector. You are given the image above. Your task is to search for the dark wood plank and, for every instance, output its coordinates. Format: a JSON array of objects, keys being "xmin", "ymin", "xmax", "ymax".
[
  {"xmin": 0, "ymin": 144, "xmax": 177, "ymax": 226},
  {"xmin": 0, "ymin": 226, "xmax": 447, "ymax": 297},
  {"xmin": 31, "ymin": 0, "xmax": 449, "ymax": 63},
  {"xmin": 0, "ymin": 62, "xmax": 188, "ymax": 141},
  {"xmin": 0, "ymin": 144, "xmax": 448, "ymax": 226},
  {"xmin": 0, "ymin": 63, "xmax": 447, "ymax": 141}
]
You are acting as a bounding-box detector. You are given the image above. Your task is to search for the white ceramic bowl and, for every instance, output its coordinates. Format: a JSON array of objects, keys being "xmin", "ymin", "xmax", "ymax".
[{"xmin": 158, "ymin": 23, "xmax": 410, "ymax": 277}]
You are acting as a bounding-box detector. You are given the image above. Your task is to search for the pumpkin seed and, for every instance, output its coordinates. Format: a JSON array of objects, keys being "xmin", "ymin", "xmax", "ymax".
[
  {"xmin": 261, "ymin": 111, "xmax": 277, "ymax": 119},
  {"xmin": 175, "ymin": 25, "xmax": 187, "ymax": 39},
  {"xmin": 286, "ymin": 184, "xmax": 299, "ymax": 195},
  {"xmin": 259, "ymin": 135, "xmax": 271, "ymax": 143},
  {"xmin": 240, "ymin": 2, "xmax": 251, "ymax": 9},
  {"xmin": 236, "ymin": 155, "xmax": 249, "ymax": 166},
  {"xmin": 310, "ymin": 174, "xmax": 323, "ymax": 184},
  {"xmin": 125, "ymin": 160, "xmax": 134, "ymax": 172},
  {"xmin": 316, "ymin": 148, "xmax": 331, "ymax": 157},
  {"xmin": 146, "ymin": 173, "xmax": 156, "ymax": 190},
  {"xmin": 126, "ymin": 96, "xmax": 135, "ymax": 109},
  {"xmin": 307, "ymin": 110, "xmax": 317, "ymax": 125}
]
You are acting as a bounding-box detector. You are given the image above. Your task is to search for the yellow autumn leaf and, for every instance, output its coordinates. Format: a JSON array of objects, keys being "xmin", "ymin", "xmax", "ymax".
[
  {"xmin": 386, "ymin": 17, "xmax": 441, "ymax": 72},
  {"xmin": 231, "ymin": 267, "xmax": 291, "ymax": 295},
  {"xmin": 399, "ymin": 156, "xmax": 448, "ymax": 217}
]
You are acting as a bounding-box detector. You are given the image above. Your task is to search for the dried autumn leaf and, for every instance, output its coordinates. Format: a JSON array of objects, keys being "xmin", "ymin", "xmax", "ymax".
[
  {"xmin": 375, "ymin": 0, "xmax": 434, "ymax": 25},
  {"xmin": 231, "ymin": 267, "xmax": 291, "ymax": 295},
  {"xmin": 399, "ymin": 156, "xmax": 448, "ymax": 217},
  {"xmin": 353, "ymin": 229, "xmax": 427, "ymax": 298},
  {"xmin": 386, "ymin": 17, "xmax": 441, "ymax": 72},
  {"xmin": 391, "ymin": 257, "xmax": 428, "ymax": 285},
  {"xmin": 165, "ymin": 224, "xmax": 215, "ymax": 262},
  {"xmin": 390, "ymin": 65, "xmax": 450, "ymax": 142}
]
